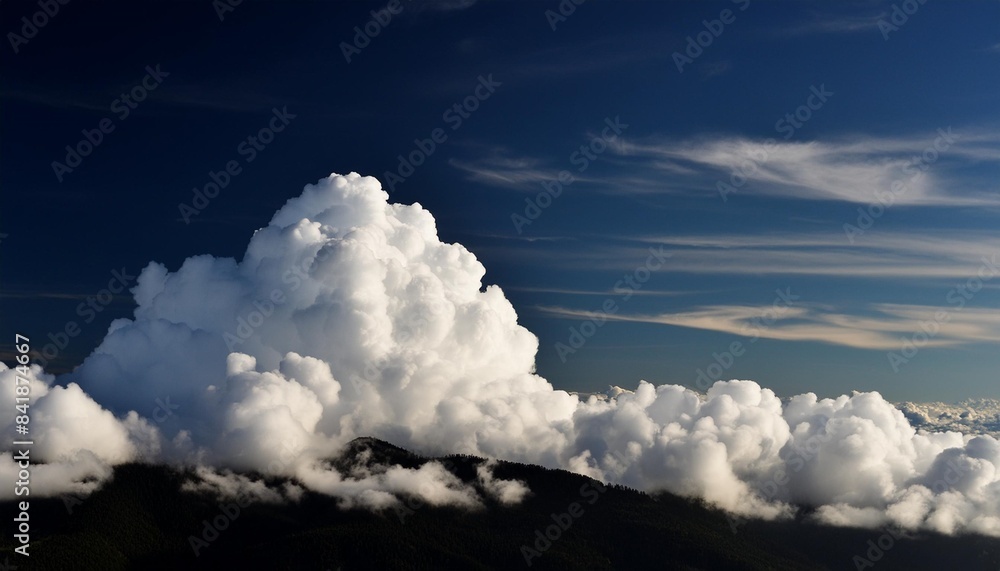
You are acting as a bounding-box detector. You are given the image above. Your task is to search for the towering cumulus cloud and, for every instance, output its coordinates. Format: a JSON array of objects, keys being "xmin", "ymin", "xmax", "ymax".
[{"xmin": 2, "ymin": 173, "xmax": 999, "ymax": 535}]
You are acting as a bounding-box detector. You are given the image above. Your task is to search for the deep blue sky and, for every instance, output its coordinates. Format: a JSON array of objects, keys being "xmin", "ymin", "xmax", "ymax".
[{"xmin": 2, "ymin": 0, "xmax": 999, "ymax": 402}]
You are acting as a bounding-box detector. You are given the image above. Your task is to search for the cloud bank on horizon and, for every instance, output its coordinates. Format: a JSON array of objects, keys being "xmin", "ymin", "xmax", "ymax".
[{"xmin": 3, "ymin": 173, "xmax": 999, "ymax": 537}]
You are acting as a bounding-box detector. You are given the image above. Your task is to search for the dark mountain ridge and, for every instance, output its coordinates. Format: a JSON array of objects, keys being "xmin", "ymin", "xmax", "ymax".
[{"xmin": 3, "ymin": 437, "xmax": 999, "ymax": 570}]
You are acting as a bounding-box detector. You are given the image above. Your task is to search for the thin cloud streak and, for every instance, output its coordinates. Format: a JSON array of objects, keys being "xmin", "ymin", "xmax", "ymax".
[
  {"xmin": 449, "ymin": 148, "xmax": 604, "ymax": 190},
  {"xmin": 537, "ymin": 303, "xmax": 1000, "ymax": 350},
  {"xmin": 614, "ymin": 131, "xmax": 1000, "ymax": 206},
  {"xmin": 781, "ymin": 13, "xmax": 885, "ymax": 36},
  {"xmin": 506, "ymin": 286, "xmax": 691, "ymax": 297},
  {"xmin": 504, "ymin": 231, "xmax": 1000, "ymax": 281}
]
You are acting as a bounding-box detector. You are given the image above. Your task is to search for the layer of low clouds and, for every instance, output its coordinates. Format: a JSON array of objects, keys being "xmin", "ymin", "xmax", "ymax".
[{"xmin": 3, "ymin": 173, "xmax": 1000, "ymax": 537}]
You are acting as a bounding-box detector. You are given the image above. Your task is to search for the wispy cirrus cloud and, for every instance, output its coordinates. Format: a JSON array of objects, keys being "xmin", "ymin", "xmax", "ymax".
[
  {"xmin": 0, "ymin": 290, "xmax": 132, "ymax": 302},
  {"xmin": 449, "ymin": 147, "xmax": 604, "ymax": 191},
  {"xmin": 506, "ymin": 285, "xmax": 691, "ymax": 297},
  {"xmin": 781, "ymin": 13, "xmax": 885, "ymax": 36},
  {"xmin": 626, "ymin": 232, "xmax": 1000, "ymax": 279},
  {"xmin": 404, "ymin": 0, "xmax": 496, "ymax": 14},
  {"xmin": 537, "ymin": 302, "xmax": 1000, "ymax": 350},
  {"xmin": 700, "ymin": 60, "xmax": 732, "ymax": 78},
  {"xmin": 613, "ymin": 130, "xmax": 1000, "ymax": 206},
  {"xmin": 448, "ymin": 154, "xmax": 556, "ymax": 189},
  {"xmin": 2, "ymin": 80, "xmax": 292, "ymax": 115},
  {"xmin": 485, "ymin": 230, "xmax": 1000, "ymax": 282}
]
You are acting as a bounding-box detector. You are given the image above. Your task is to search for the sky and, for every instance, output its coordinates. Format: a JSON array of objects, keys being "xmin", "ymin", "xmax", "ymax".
[
  {"xmin": 5, "ymin": 1, "xmax": 1000, "ymax": 539},
  {"xmin": 2, "ymin": 0, "xmax": 1000, "ymax": 403}
]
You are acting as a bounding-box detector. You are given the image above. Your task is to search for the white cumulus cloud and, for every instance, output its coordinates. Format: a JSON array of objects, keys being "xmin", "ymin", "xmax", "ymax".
[{"xmin": 4, "ymin": 172, "xmax": 999, "ymax": 536}]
